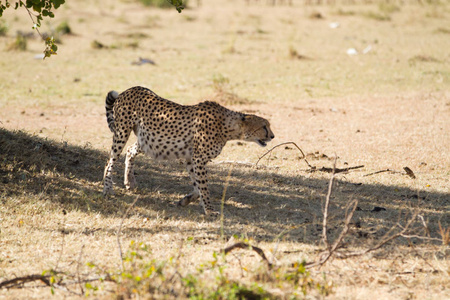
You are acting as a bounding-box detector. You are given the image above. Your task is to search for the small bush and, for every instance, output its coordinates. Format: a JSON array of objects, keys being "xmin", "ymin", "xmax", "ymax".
[
  {"xmin": 0, "ymin": 20, "xmax": 8, "ymax": 36},
  {"xmin": 56, "ymin": 20, "xmax": 72, "ymax": 35},
  {"xmin": 7, "ymin": 35, "xmax": 27, "ymax": 51}
]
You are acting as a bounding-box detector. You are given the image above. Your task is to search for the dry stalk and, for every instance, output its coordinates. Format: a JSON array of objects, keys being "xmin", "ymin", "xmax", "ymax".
[
  {"xmin": 307, "ymin": 199, "xmax": 359, "ymax": 268},
  {"xmin": 322, "ymin": 156, "xmax": 337, "ymax": 248},
  {"xmin": 54, "ymin": 211, "xmax": 67, "ymax": 271},
  {"xmin": 418, "ymin": 214, "xmax": 431, "ymax": 236},
  {"xmin": 438, "ymin": 221, "xmax": 450, "ymax": 245},
  {"xmin": 76, "ymin": 245, "xmax": 85, "ymax": 295},
  {"xmin": 117, "ymin": 196, "xmax": 140, "ymax": 271}
]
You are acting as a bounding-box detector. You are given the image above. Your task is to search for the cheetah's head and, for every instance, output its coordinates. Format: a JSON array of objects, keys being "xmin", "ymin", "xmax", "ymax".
[{"xmin": 241, "ymin": 115, "xmax": 275, "ymax": 147}]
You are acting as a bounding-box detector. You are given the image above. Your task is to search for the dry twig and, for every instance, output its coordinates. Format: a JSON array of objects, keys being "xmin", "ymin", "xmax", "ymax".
[
  {"xmin": 256, "ymin": 142, "xmax": 313, "ymax": 168},
  {"xmin": 222, "ymin": 242, "xmax": 272, "ymax": 268},
  {"xmin": 256, "ymin": 142, "xmax": 364, "ymax": 174}
]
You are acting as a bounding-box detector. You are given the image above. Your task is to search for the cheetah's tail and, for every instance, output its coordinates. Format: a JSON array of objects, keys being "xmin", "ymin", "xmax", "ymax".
[{"xmin": 105, "ymin": 90, "xmax": 119, "ymax": 133}]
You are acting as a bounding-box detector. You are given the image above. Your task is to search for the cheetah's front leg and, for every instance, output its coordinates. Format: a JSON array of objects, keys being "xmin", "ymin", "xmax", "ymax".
[{"xmin": 192, "ymin": 158, "xmax": 217, "ymax": 216}]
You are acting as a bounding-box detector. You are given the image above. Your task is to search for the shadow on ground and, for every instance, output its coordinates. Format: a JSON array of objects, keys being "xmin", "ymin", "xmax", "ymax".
[{"xmin": 1, "ymin": 127, "xmax": 448, "ymax": 251}]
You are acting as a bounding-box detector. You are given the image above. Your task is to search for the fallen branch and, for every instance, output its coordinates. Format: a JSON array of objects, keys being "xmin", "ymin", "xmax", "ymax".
[
  {"xmin": 0, "ymin": 274, "xmax": 51, "ymax": 289},
  {"xmin": 311, "ymin": 165, "xmax": 364, "ymax": 174},
  {"xmin": 0, "ymin": 272, "xmax": 82, "ymax": 296},
  {"xmin": 0, "ymin": 273, "xmax": 115, "ymax": 293},
  {"xmin": 363, "ymin": 167, "xmax": 416, "ymax": 178},
  {"xmin": 222, "ymin": 242, "xmax": 272, "ymax": 268}
]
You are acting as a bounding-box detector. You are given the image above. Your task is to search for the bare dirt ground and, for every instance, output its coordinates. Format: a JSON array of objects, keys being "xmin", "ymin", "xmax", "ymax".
[{"xmin": 0, "ymin": 0, "xmax": 449, "ymax": 299}]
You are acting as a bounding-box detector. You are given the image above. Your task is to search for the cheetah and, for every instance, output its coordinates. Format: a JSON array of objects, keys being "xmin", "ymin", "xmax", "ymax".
[{"xmin": 103, "ymin": 86, "xmax": 274, "ymax": 215}]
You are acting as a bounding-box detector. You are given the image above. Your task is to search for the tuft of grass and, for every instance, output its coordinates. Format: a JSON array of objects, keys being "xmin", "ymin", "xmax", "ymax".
[
  {"xmin": 308, "ymin": 11, "xmax": 324, "ymax": 19},
  {"xmin": 335, "ymin": 8, "xmax": 355, "ymax": 16},
  {"xmin": 56, "ymin": 20, "xmax": 72, "ymax": 35},
  {"xmin": 425, "ymin": 7, "xmax": 445, "ymax": 18},
  {"xmin": 378, "ymin": 2, "xmax": 400, "ymax": 14},
  {"xmin": 255, "ymin": 28, "xmax": 268, "ymax": 34},
  {"xmin": 144, "ymin": 14, "xmax": 161, "ymax": 27},
  {"xmin": 362, "ymin": 11, "xmax": 391, "ymax": 21},
  {"xmin": 6, "ymin": 35, "xmax": 27, "ymax": 51},
  {"xmin": 408, "ymin": 55, "xmax": 440, "ymax": 65},
  {"xmin": 125, "ymin": 41, "xmax": 139, "ymax": 49},
  {"xmin": 211, "ymin": 74, "xmax": 250, "ymax": 105},
  {"xmin": 434, "ymin": 27, "xmax": 450, "ymax": 34},
  {"xmin": 183, "ymin": 14, "xmax": 197, "ymax": 22},
  {"xmin": 91, "ymin": 40, "xmax": 108, "ymax": 49},
  {"xmin": 0, "ymin": 20, "xmax": 8, "ymax": 36},
  {"xmin": 124, "ymin": 32, "xmax": 150, "ymax": 39},
  {"xmin": 289, "ymin": 45, "xmax": 309, "ymax": 60}
]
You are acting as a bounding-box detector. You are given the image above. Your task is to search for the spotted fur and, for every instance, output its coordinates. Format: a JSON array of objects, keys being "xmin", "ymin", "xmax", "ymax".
[{"xmin": 103, "ymin": 86, "xmax": 274, "ymax": 215}]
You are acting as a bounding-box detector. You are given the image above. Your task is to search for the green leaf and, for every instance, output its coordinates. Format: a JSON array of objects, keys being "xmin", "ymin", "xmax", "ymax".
[
  {"xmin": 32, "ymin": 4, "xmax": 41, "ymax": 13},
  {"xmin": 167, "ymin": 0, "xmax": 184, "ymax": 13},
  {"xmin": 53, "ymin": 0, "xmax": 65, "ymax": 9}
]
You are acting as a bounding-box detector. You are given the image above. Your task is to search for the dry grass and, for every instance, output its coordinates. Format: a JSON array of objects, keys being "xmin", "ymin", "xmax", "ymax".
[{"xmin": 1, "ymin": 0, "xmax": 449, "ymax": 298}]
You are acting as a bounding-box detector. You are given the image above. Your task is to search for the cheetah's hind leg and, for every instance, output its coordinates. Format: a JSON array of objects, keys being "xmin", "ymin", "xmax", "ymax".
[{"xmin": 124, "ymin": 141, "xmax": 142, "ymax": 190}]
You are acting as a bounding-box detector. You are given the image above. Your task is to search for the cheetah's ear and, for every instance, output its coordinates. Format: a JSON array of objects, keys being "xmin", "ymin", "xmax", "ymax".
[{"xmin": 242, "ymin": 114, "xmax": 251, "ymax": 121}]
